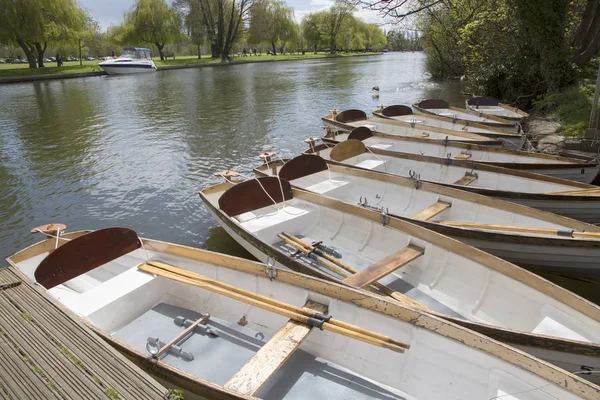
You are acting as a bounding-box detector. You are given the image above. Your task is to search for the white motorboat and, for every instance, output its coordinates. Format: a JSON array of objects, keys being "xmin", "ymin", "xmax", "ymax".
[
  {"xmin": 9, "ymin": 227, "xmax": 599, "ymax": 399},
  {"xmin": 99, "ymin": 47, "xmax": 157, "ymax": 75}
]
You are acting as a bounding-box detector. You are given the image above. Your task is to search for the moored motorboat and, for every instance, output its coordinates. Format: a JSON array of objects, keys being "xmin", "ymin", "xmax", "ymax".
[
  {"xmin": 466, "ymin": 96, "xmax": 529, "ymax": 121},
  {"xmin": 373, "ymin": 104, "xmax": 526, "ymax": 149},
  {"xmin": 304, "ymin": 139, "xmax": 600, "ymax": 223},
  {"xmin": 322, "ymin": 127, "xmax": 600, "ymax": 183},
  {"xmin": 9, "ymin": 227, "xmax": 599, "ymax": 399},
  {"xmin": 99, "ymin": 47, "xmax": 157, "ymax": 75},
  {"xmin": 322, "ymin": 109, "xmax": 500, "ymax": 145},
  {"xmin": 253, "ymin": 154, "xmax": 600, "ymax": 277},
  {"xmin": 414, "ymin": 99, "xmax": 519, "ymax": 131},
  {"xmin": 200, "ymin": 177, "xmax": 600, "ymax": 388}
]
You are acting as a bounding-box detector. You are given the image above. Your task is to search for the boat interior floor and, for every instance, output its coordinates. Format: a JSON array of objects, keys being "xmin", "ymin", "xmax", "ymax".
[
  {"xmin": 113, "ymin": 303, "xmax": 409, "ymax": 400},
  {"xmin": 273, "ymin": 237, "xmax": 463, "ymax": 319}
]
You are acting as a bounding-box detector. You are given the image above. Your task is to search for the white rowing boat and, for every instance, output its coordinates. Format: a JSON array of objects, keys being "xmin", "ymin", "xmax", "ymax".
[
  {"xmin": 466, "ymin": 96, "xmax": 529, "ymax": 121},
  {"xmin": 9, "ymin": 228, "xmax": 599, "ymax": 399},
  {"xmin": 200, "ymin": 177, "xmax": 600, "ymax": 386},
  {"xmin": 322, "ymin": 109, "xmax": 500, "ymax": 145},
  {"xmin": 304, "ymin": 139, "xmax": 600, "ymax": 223},
  {"xmin": 414, "ymin": 99, "xmax": 520, "ymax": 131},
  {"xmin": 253, "ymin": 154, "xmax": 600, "ymax": 278},
  {"xmin": 373, "ymin": 105, "xmax": 526, "ymax": 149},
  {"xmin": 321, "ymin": 127, "xmax": 600, "ymax": 184}
]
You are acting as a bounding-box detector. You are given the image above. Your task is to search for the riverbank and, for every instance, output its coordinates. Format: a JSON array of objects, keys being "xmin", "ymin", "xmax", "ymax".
[{"xmin": 0, "ymin": 52, "xmax": 381, "ymax": 84}]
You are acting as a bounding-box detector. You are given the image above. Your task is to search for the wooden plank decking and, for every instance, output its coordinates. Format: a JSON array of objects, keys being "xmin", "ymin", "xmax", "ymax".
[{"xmin": 0, "ymin": 265, "xmax": 169, "ymax": 400}]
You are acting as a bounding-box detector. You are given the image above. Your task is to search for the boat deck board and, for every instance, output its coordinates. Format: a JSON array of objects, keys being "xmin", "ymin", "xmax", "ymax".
[
  {"xmin": 224, "ymin": 301, "xmax": 328, "ymax": 396},
  {"xmin": 411, "ymin": 201, "xmax": 452, "ymax": 221},
  {"xmin": 0, "ymin": 265, "xmax": 168, "ymax": 400}
]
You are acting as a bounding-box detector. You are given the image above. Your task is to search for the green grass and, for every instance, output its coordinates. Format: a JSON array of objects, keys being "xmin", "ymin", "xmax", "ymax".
[
  {"xmin": 534, "ymin": 84, "xmax": 594, "ymax": 136},
  {"xmin": 0, "ymin": 52, "xmax": 380, "ymax": 79}
]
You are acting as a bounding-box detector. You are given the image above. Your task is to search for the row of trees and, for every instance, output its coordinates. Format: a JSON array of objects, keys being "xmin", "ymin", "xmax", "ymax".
[
  {"xmin": 359, "ymin": 0, "xmax": 600, "ymax": 104},
  {"xmin": 0, "ymin": 0, "xmax": 391, "ymax": 67}
]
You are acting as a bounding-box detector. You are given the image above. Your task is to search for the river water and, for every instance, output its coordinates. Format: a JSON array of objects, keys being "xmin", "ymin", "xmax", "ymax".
[{"xmin": 1, "ymin": 52, "xmax": 597, "ymax": 302}]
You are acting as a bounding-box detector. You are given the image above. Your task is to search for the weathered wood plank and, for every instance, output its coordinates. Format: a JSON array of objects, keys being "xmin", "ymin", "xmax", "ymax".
[
  {"xmin": 453, "ymin": 174, "xmax": 478, "ymax": 186},
  {"xmin": 411, "ymin": 201, "xmax": 451, "ymax": 221},
  {"xmin": 343, "ymin": 245, "xmax": 424, "ymax": 288},
  {"xmin": 224, "ymin": 301, "xmax": 328, "ymax": 396}
]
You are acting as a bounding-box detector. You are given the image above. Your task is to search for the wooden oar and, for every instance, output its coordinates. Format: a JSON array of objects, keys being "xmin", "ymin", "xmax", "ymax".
[
  {"xmin": 281, "ymin": 233, "xmax": 431, "ymax": 311},
  {"xmin": 145, "ymin": 260, "xmax": 410, "ymax": 350},
  {"xmin": 437, "ymin": 221, "xmax": 600, "ymax": 240},
  {"xmin": 545, "ymin": 188, "xmax": 600, "ymax": 195},
  {"xmin": 276, "ymin": 234, "xmax": 351, "ymax": 278},
  {"xmin": 139, "ymin": 263, "xmax": 409, "ymax": 353}
]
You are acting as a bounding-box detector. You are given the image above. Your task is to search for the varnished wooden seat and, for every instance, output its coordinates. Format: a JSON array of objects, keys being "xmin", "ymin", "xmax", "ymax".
[
  {"xmin": 453, "ymin": 174, "xmax": 478, "ymax": 186},
  {"xmin": 342, "ymin": 245, "xmax": 424, "ymax": 288},
  {"xmin": 411, "ymin": 201, "xmax": 451, "ymax": 221}
]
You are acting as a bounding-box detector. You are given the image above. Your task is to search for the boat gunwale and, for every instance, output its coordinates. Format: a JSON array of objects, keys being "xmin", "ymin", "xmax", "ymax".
[
  {"xmin": 318, "ymin": 137, "xmax": 599, "ymax": 174},
  {"xmin": 413, "ymin": 101, "xmax": 517, "ymax": 126},
  {"xmin": 321, "ymin": 125, "xmax": 597, "ymax": 165},
  {"xmin": 371, "ymin": 109, "xmax": 522, "ymax": 138},
  {"xmin": 322, "ymin": 114, "xmax": 502, "ymax": 145},
  {"xmin": 8, "ymin": 230, "xmax": 600, "ymax": 399},
  {"xmin": 251, "ymin": 160, "xmax": 600, "ymax": 240}
]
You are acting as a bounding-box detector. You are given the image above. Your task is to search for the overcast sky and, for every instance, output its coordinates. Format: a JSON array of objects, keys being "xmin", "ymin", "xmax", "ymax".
[{"xmin": 77, "ymin": 0, "xmax": 386, "ymax": 29}]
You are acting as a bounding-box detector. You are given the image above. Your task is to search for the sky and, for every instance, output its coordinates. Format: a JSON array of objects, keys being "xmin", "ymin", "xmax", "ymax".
[{"xmin": 77, "ymin": 0, "xmax": 388, "ymax": 30}]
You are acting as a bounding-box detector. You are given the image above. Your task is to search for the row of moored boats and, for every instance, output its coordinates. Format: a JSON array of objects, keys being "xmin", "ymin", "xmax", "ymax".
[{"xmin": 9, "ymin": 96, "xmax": 600, "ymax": 399}]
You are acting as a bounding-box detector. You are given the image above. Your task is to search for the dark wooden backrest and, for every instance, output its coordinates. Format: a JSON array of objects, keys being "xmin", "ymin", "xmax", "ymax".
[
  {"xmin": 330, "ymin": 139, "xmax": 367, "ymax": 162},
  {"xmin": 35, "ymin": 227, "xmax": 141, "ymax": 289},
  {"xmin": 467, "ymin": 96, "xmax": 499, "ymax": 107},
  {"xmin": 347, "ymin": 126, "xmax": 373, "ymax": 141},
  {"xmin": 381, "ymin": 105, "xmax": 413, "ymax": 117},
  {"xmin": 335, "ymin": 109, "xmax": 367, "ymax": 123},
  {"xmin": 279, "ymin": 155, "xmax": 328, "ymax": 182},
  {"xmin": 218, "ymin": 177, "xmax": 293, "ymax": 217},
  {"xmin": 415, "ymin": 99, "xmax": 450, "ymax": 109}
]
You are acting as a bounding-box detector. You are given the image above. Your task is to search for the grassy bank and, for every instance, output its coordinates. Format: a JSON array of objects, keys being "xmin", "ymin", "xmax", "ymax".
[
  {"xmin": 533, "ymin": 58, "xmax": 599, "ymax": 137},
  {"xmin": 0, "ymin": 52, "xmax": 380, "ymax": 80}
]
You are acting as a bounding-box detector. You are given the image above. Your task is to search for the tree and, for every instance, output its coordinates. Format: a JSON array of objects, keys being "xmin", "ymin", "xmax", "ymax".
[
  {"xmin": 0, "ymin": 0, "xmax": 84, "ymax": 68},
  {"xmin": 75, "ymin": 14, "xmax": 104, "ymax": 66},
  {"xmin": 320, "ymin": 0, "xmax": 355, "ymax": 53},
  {"xmin": 249, "ymin": 0, "xmax": 295, "ymax": 55},
  {"xmin": 571, "ymin": 0, "xmax": 600, "ymax": 67},
  {"xmin": 184, "ymin": 0, "xmax": 254, "ymax": 61},
  {"xmin": 302, "ymin": 12, "xmax": 323, "ymax": 52},
  {"xmin": 119, "ymin": 0, "xmax": 183, "ymax": 60}
]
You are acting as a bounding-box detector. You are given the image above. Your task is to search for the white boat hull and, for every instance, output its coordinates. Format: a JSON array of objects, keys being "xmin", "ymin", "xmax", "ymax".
[{"xmin": 99, "ymin": 64, "xmax": 157, "ymax": 75}]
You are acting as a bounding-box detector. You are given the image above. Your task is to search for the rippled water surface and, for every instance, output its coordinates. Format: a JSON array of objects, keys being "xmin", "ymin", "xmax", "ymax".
[{"xmin": 2, "ymin": 52, "xmax": 596, "ymax": 302}]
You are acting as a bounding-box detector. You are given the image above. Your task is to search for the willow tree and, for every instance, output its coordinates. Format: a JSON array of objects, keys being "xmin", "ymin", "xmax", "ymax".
[
  {"xmin": 321, "ymin": 0, "xmax": 355, "ymax": 53},
  {"xmin": 301, "ymin": 12, "xmax": 323, "ymax": 52},
  {"xmin": 0, "ymin": 0, "xmax": 84, "ymax": 68},
  {"xmin": 249, "ymin": 0, "xmax": 295, "ymax": 55},
  {"xmin": 119, "ymin": 0, "xmax": 182, "ymax": 60}
]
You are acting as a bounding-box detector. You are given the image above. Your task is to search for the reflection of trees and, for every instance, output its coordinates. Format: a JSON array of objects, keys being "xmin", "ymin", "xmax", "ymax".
[{"xmin": 15, "ymin": 81, "xmax": 104, "ymax": 178}]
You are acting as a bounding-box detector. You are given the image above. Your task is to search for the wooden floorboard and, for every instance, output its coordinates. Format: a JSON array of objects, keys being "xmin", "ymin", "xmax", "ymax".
[{"xmin": 0, "ymin": 266, "xmax": 169, "ymax": 400}]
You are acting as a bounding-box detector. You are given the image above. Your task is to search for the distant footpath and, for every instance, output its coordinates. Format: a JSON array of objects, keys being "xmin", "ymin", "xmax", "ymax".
[{"xmin": 0, "ymin": 52, "xmax": 382, "ymax": 84}]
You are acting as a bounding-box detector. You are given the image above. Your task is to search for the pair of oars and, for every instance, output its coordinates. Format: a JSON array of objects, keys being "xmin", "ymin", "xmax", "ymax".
[
  {"xmin": 139, "ymin": 260, "xmax": 409, "ymax": 353},
  {"xmin": 278, "ymin": 232, "xmax": 430, "ymax": 311}
]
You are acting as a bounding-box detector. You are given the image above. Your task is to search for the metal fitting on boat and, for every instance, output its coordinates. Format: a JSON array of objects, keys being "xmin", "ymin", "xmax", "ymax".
[
  {"xmin": 557, "ymin": 229, "xmax": 575, "ymax": 237},
  {"xmin": 305, "ymin": 317, "xmax": 325, "ymax": 330}
]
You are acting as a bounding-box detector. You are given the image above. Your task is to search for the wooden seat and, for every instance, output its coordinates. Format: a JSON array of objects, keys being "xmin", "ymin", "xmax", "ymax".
[
  {"xmin": 342, "ymin": 245, "xmax": 424, "ymax": 288},
  {"xmin": 224, "ymin": 300, "xmax": 328, "ymax": 396},
  {"xmin": 453, "ymin": 174, "xmax": 478, "ymax": 186},
  {"xmin": 411, "ymin": 201, "xmax": 451, "ymax": 221},
  {"xmin": 454, "ymin": 153, "xmax": 472, "ymax": 160}
]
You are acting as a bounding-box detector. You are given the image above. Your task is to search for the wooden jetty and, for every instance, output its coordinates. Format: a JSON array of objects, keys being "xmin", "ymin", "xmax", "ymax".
[{"xmin": 0, "ymin": 265, "xmax": 169, "ymax": 400}]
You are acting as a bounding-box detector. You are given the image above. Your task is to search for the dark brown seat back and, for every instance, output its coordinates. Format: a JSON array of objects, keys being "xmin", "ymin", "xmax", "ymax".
[
  {"xmin": 381, "ymin": 105, "xmax": 413, "ymax": 117},
  {"xmin": 35, "ymin": 227, "xmax": 141, "ymax": 289},
  {"xmin": 218, "ymin": 177, "xmax": 293, "ymax": 217},
  {"xmin": 415, "ymin": 99, "xmax": 450, "ymax": 109},
  {"xmin": 279, "ymin": 155, "xmax": 328, "ymax": 182},
  {"xmin": 335, "ymin": 109, "xmax": 367, "ymax": 123}
]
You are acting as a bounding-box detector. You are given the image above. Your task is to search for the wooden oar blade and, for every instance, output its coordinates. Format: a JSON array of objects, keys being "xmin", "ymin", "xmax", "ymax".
[{"xmin": 35, "ymin": 227, "xmax": 140, "ymax": 289}]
